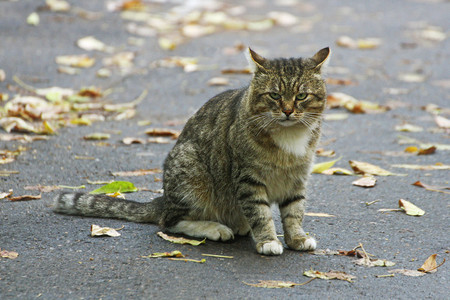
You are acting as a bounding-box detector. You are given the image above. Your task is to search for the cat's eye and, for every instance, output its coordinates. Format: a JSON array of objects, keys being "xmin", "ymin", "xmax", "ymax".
[
  {"xmin": 269, "ymin": 92, "xmax": 281, "ymax": 100},
  {"xmin": 296, "ymin": 93, "xmax": 308, "ymax": 101}
]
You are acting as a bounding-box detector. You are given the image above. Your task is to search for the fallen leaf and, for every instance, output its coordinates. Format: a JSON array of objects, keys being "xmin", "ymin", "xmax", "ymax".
[
  {"xmin": 352, "ymin": 176, "xmax": 377, "ymax": 188},
  {"xmin": 305, "ymin": 212, "xmax": 336, "ymax": 218},
  {"xmin": 243, "ymin": 280, "xmax": 303, "ymax": 288},
  {"xmin": 207, "ymin": 77, "xmax": 230, "ymax": 86},
  {"xmin": 349, "ymin": 160, "xmax": 404, "ymax": 176},
  {"xmin": 27, "ymin": 12, "xmax": 40, "ymax": 26},
  {"xmin": 398, "ymin": 73, "xmax": 426, "ymax": 83},
  {"xmin": 309, "ymin": 249, "xmax": 340, "ymax": 256},
  {"xmin": 312, "ymin": 157, "xmax": 341, "ymax": 174},
  {"xmin": 434, "ymin": 115, "xmax": 450, "ymax": 129},
  {"xmin": 83, "ymin": 133, "xmax": 111, "ymax": 140},
  {"xmin": 142, "ymin": 250, "xmax": 184, "ymax": 258},
  {"xmin": 412, "ymin": 181, "xmax": 450, "ymax": 194},
  {"xmin": 46, "ymin": 0, "xmax": 70, "ymax": 12},
  {"xmin": 145, "ymin": 128, "xmax": 180, "ymax": 139},
  {"xmin": 388, "ymin": 269, "xmax": 426, "ymax": 277},
  {"xmin": 122, "ymin": 137, "xmax": 147, "ymax": 145},
  {"xmin": 418, "ymin": 254, "xmax": 437, "ymax": 273},
  {"xmin": 355, "ymin": 258, "xmax": 395, "ymax": 267},
  {"xmin": 267, "ymin": 11, "xmax": 298, "ymax": 27},
  {"xmin": 398, "ymin": 199, "xmax": 425, "ymax": 216},
  {"xmin": 418, "ymin": 146, "xmax": 436, "ymax": 155},
  {"xmin": 157, "ymin": 231, "xmax": 205, "ymax": 246},
  {"xmin": 55, "ymin": 55, "xmax": 96, "ymax": 68},
  {"xmin": 0, "ymin": 249, "xmax": 19, "ymax": 259},
  {"xmin": 392, "ymin": 164, "xmax": 450, "ymax": 170},
  {"xmin": 111, "ymin": 169, "xmax": 162, "ymax": 177},
  {"xmin": 315, "ymin": 148, "xmax": 335, "ymax": 157},
  {"xmin": 102, "ymin": 51, "xmax": 135, "ymax": 68},
  {"xmin": 0, "ymin": 190, "xmax": 13, "ymax": 199},
  {"xmin": 89, "ymin": 181, "xmax": 138, "ymax": 194},
  {"xmin": 404, "ymin": 146, "xmax": 419, "ymax": 153},
  {"xmin": 147, "ymin": 137, "xmax": 172, "ymax": 144},
  {"xmin": 326, "ymin": 93, "xmax": 388, "ymax": 113},
  {"xmin": 336, "ymin": 36, "xmax": 381, "ymax": 49},
  {"xmin": 91, "ymin": 224, "xmax": 121, "ymax": 237},
  {"xmin": 320, "ymin": 168, "xmax": 354, "ymax": 175},
  {"xmin": 395, "ymin": 123, "xmax": 423, "ymax": 132},
  {"xmin": 303, "ymin": 269, "xmax": 356, "ymax": 282},
  {"xmin": 323, "ymin": 113, "xmax": 349, "ymax": 121},
  {"xmin": 221, "ymin": 68, "xmax": 252, "ymax": 74},
  {"xmin": 77, "ymin": 36, "xmax": 111, "ymax": 52},
  {"xmin": 326, "ymin": 78, "xmax": 356, "ymax": 86},
  {"xmin": 8, "ymin": 194, "xmax": 41, "ymax": 201}
]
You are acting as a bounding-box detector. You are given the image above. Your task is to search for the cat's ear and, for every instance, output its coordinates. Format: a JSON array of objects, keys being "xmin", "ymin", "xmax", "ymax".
[
  {"xmin": 311, "ymin": 47, "xmax": 331, "ymax": 72},
  {"xmin": 245, "ymin": 48, "xmax": 267, "ymax": 73}
]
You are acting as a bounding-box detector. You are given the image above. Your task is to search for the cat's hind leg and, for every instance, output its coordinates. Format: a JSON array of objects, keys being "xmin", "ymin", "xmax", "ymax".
[{"xmin": 167, "ymin": 220, "xmax": 234, "ymax": 242}]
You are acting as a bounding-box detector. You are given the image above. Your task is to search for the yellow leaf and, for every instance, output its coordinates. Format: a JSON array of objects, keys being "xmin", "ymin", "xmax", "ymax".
[
  {"xmin": 243, "ymin": 280, "xmax": 300, "ymax": 288},
  {"xmin": 303, "ymin": 269, "xmax": 356, "ymax": 282},
  {"xmin": 157, "ymin": 231, "xmax": 205, "ymax": 246},
  {"xmin": 418, "ymin": 254, "xmax": 437, "ymax": 273},
  {"xmin": 398, "ymin": 199, "xmax": 425, "ymax": 216},
  {"xmin": 142, "ymin": 250, "xmax": 184, "ymax": 258},
  {"xmin": 305, "ymin": 212, "xmax": 336, "ymax": 218},
  {"xmin": 90, "ymin": 224, "xmax": 121, "ymax": 237},
  {"xmin": 27, "ymin": 12, "xmax": 40, "ymax": 26},
  {"xmin": 349, "ymin": 160, "xmax": 404, "ymax": 176},
  {"xmin": 404, "ymin": 146, "xmax": 418, "ymax": 153},
  {"xmin": 312, "ymin": 157, "xmax": 342, "ymax": 174},
  {"xmin": 320, "ymin": 167, "xmax": 354, "ymax": 175}
]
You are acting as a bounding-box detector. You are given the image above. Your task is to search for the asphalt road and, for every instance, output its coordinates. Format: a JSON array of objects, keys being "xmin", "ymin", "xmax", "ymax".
[{"xmin": 1, "ymin": 0, "xmax": 449, "ymax": 299}]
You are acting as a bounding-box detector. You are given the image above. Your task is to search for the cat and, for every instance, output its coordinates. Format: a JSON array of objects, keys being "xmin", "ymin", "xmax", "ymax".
[{"xmin": 54, "ymin": 47, "xmax": 330, "ymax": 256}]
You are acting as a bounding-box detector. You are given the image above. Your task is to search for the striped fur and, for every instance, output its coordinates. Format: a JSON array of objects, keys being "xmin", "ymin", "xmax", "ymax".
[{"xmin": 54, "ymin": 48, "xmax": 330, "ymax": 255}]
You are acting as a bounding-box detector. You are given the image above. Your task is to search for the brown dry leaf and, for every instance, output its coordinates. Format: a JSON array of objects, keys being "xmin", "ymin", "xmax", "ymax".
[
  {"xmin": 8, "ymin": 194, "xmax": 41, "ymax": 201},
  {"xmin": 305, "ymin": 212, "xmax": 336, "ymax": 218},
  {"xmin": 145, "ymin": 128, "xmax": 180, "ymax": 139},
  {"xmin": 0, "ymin": 249, "xmax": 19, "ymax": 259},
  {"xmin": 157, "ymin": 232, "xmax": 205, "ymax": 246},
  {"xmin": 349, "ymin": 160, "xmax": 403, "ymax": 176},
  {"xmin": 418, "ymin": 254, "xmax": 438, "ymax": 273},
  {"xmin": 91, "ymin": 224, "xmax": 121, "ymax": 237},
  {"xmin": 418, "ymin": 146, "xmax": 436, "ymax": 155},
  {"xmin": 412, "ymin": 181, "xmax": 450, "ymax": 194},
  {"xmin": 55, "ymin": 55, "xmax": 95, "ymax": 68},
  {"xmin": 111, "ymin": 169, "xmax": 162, "ymax": 177},
  {"xmin": 352, "ymin": 176, "xmax": 377, "ymax": 188},
  {"xmin": 221, "ymin": 68, "xmax": 252, "ymax": 74},
  {"xmin": 243, "ymin": 280, "xmax": 308, "ymax": 288},
  {"xmin": 303, "ymin": 269, "xmax": 356, "ymax": 282},
  {"xmin": 398, "ymin": 199, "xmax": 425, "ymax": 216}
]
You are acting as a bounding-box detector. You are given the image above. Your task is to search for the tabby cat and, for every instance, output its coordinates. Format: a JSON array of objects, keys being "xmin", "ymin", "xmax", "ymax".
[{"xmin": 55, "ymin": 47, "xmax": 330, "ymax": 255}]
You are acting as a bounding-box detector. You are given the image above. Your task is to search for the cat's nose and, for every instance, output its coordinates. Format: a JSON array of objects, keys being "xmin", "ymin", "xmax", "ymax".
[{"xmin": 282, "ymin": 109, "xmax": 294, "ymax": 117}]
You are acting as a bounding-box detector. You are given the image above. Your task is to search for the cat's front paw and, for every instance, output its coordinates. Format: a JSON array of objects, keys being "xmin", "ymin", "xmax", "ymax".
[
  {"xmin": 256, "ymin": 240, "xmax": 284, "ymax": 255},
  {"xmin": 286, "ymin": 235, "xmax": 317, "ymax": 251}
]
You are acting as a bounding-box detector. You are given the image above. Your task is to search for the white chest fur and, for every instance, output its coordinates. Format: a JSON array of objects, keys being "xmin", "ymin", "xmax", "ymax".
[{"xmin": 271, "ymin": 126, "xmax": 312, "ymax": 157}]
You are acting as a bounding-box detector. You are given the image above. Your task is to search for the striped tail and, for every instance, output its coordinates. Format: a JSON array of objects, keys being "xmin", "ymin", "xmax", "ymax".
[{"xmin": 54, "ymin": 192, "xmax": 163, "ymax": 223}]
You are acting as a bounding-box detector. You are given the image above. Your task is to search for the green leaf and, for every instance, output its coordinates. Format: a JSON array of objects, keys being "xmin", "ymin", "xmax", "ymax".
[
  {"xmin": 312, "ymin": 157, "xmax": 342, "ymax": 174},
  {"xmin": 89, "ymin": 181, "xmax": 137, "ymax": 194}
]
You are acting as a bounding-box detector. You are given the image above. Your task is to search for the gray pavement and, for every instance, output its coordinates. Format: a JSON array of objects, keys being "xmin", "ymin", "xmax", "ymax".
[{"xmin": 1, "ymin": 0, "xmax": 449, "ymax": 299}]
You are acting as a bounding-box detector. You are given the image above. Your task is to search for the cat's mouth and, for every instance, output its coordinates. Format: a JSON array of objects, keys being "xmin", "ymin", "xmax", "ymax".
[{"xmin": 278, "ymin": 118, "xmax": 298, "ymax": 127}]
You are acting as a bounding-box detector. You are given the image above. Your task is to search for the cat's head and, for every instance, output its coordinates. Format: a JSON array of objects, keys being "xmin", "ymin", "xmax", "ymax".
[{"xmin": 245, "ymin": 48, "xmax": 330, "ymax": 130}]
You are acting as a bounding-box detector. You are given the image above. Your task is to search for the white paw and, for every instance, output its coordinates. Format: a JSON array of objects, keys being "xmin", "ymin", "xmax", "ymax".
[
  {"xmin": 256, "ymin": 240, "xmax": 284, "ymax": 256},
  {"xmin": 204, "ymin": 223, "xmax": 234, "ymax": 241},
  {"xmin": 301, "ymin": 237, "xmax": 317, "ymax": 251}
]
